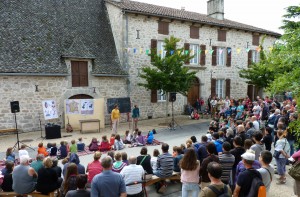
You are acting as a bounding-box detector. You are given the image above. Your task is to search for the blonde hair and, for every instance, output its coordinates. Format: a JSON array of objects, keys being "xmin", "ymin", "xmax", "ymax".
[
  {"xmin": 94, "ymin": 151, "xmax": 102, "ymax": 161},
  {"xmin": 43, "ymin": 157, "xmax": 53, "ymax": 168}
]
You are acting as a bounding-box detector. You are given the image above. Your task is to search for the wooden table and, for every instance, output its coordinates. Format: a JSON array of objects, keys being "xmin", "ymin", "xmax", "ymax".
[{"xmin": 79, "ymin": 119, "xmax": 100, "ymax": 133}]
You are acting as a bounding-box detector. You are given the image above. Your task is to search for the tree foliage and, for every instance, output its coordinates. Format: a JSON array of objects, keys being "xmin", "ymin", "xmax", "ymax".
[{"xmin": 138, "ymin": 36, "xmax": 197, "ymax": 96}]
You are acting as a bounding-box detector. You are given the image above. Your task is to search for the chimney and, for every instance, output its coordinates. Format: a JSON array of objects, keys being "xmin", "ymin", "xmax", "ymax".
[{"xmin": 207, "ymin": 0, "xmax": 224, "ymax": 20}]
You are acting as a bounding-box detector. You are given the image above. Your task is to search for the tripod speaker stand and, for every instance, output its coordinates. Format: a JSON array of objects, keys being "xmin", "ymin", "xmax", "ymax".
[
  {"xmin": 37, "ymin": 113, "xmax": 46, "ymax": 140},
  {"xmin": 168, "ymin": 93, "xmax": 182, "ymax": 131},
  {"xmin": 10, "ymin": 101, "xmax": 35, "ymax": 151}
]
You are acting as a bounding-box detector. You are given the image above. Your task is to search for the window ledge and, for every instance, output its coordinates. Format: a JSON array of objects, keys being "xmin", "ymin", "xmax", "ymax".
[{"xmin": 185, "ymin": 65, "xmax": 207, "ymax": 70}]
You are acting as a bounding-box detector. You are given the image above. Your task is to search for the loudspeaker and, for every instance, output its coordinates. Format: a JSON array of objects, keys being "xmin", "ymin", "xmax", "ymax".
[
  {"xmin": 10, "ymin": 101, "xmax": 20, "ymax": 113},
  {"xmin": 169, "ymin": 92, "xmax": 176, "ymax": 102}
]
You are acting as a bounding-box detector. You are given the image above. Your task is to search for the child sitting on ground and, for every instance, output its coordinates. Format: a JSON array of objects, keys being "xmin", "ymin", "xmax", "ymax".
[
  {"xmin": 50, "ymin": 143, "xmax": 58, "ymax": 157},
  {"xmin": 114, "ymin": 134, "xmax": 125, "ymax": 150},
  {"xmin": 136, "ymin": 131, "xmax": 146, "ymax": 146},
  {"xmin": 99, "ymin": 135, "xmax": 111, "ymax": 152},
  {"xmin": 70, "ymin": 139, "xmax": 77, "ymax": 153},
  {"xmin": 110, "ymin": 134, "xmax": 116, "ymax": 150},
  {"xmin": 190, "ymin": 109, "xmax": 200, "ymax": 120},
  {"xmin": 5, "ymin": 148, "xmax": 15, "ymax": 162},
  {"xmin": 59, "ymin": 141, "xmax": 68, "ymax": 159},
  {"xmin": 89, "ymin": 137, "xmax": 99, "ymax": 151},
  {"xmin": 77, "ymin": 137, "xmax": 85, "ymax": 152},
  {"xmin": 123, "ymin": 130, "xmax": 132, "ymax": 144},
  {"xmin": 147, "ymin": 130, "xmax": 154, "ymax": 144},
  {"xmin": 38, "ymin": 143, "xmax": 48, "ymax": 157}
]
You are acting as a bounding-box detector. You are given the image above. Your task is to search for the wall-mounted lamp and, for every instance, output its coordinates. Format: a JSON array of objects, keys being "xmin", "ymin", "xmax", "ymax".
[
  {"xmin": 209, "ymin": 39, "xmax": 212, "ymax": 46},
  {"xmin": 35, "ymin": 85, "xmax": 39, "ymax": 92},
  {"xmin": 92, "ymin": 87, "xmax": 96, "ymax": 94},
  {"xmin": 246, "ymin": 42, "xmax": 249, "ymax": 48},
  {"xmin": 136, "ymin": 30, "xmax": 140, "ymax": 39}
]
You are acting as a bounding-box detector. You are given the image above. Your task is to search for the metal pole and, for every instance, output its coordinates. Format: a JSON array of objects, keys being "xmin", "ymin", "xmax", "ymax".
[{"xmin": 14, "ymin": 113, "xmax": 20, "ymax": 150}]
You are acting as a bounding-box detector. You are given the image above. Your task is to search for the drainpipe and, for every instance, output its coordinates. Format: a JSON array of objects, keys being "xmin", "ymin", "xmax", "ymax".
[{"xmin": 124, "ymin": 13, "xmax": 130, "ymax": 97}]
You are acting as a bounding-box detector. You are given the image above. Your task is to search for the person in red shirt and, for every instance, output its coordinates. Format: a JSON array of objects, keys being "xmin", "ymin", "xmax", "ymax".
[
  {"xmin": 86, "ymin": 151, "xmax": 103, "ymax": 187},
  {"xmin": 99, "ymin": 135, "xmax": 111, "ymax": 152},
  {"xmin": 37, "ymin": 143, "xmax": 48, "ymax": 157}
]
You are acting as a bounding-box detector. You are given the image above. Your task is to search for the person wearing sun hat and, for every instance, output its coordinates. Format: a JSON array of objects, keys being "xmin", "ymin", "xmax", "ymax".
[{"xmin": 233, "ymin": 149, "xmax": 263, "ymax": 197}]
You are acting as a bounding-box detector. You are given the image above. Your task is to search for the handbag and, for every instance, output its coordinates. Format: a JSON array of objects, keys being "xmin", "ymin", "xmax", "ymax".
[{"xmin": 288, "ymin": 161, "xmax": 300, "ymax": 181}]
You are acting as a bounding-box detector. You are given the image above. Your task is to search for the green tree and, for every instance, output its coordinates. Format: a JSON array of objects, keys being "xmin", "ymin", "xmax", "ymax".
[{"xmin": 138, "ymin": 36, "xmax": 197, "ymax": 96}]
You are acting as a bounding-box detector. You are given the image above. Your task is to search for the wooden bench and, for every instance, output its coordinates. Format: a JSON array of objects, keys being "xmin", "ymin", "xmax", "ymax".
[
  {"xmin": 79, "ymin": 119, "xmax": 100, "ymax": 133},
  {"xmin": 0, "ymin": 191, "xmax": 55, "ymax": 197},
  {"xmin": 145, "ymin": 172, "xmax": 181, "ymax": 187},
  {"xmin": 0, "ymin": 129, "xmax": 17, "ymax": 135}
]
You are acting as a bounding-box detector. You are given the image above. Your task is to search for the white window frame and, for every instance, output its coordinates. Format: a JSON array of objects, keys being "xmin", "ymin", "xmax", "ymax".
[
  {"xmin": 190, "ymin": 44, "xmax": 199, "ymax": 64},
  {"xmin": 157, "ymin": 89, "xmax": 167, "ymax": 101},
  {"xmin": 216, "ymin": 79, "xmax": 225, "ymax": 98},
  {"xmin": 252, "ymin": 50, "xmax": 260, "ymax": 63},
  {"xmin": 157, "ymin": 41, "xmax": 166, "ymax": 59},
  {"xmin": 217, "ymin": 47, "xmax": 226, "ymax": 66}
]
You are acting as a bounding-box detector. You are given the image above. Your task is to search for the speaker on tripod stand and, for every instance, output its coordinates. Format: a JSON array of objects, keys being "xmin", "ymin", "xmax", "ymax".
[
  {"xmin": 168, "ymin": 93, "xmax": 182, "ymax": 130},
  {"xmin": 10, "ymin": 101, "xmax": 20, "ymax": 113}
]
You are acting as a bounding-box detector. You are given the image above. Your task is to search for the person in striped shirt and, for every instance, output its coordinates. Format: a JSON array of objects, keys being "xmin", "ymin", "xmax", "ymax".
[{"xmin": 218, "ymin": 142, "xmax": 235, "ymax": 184}]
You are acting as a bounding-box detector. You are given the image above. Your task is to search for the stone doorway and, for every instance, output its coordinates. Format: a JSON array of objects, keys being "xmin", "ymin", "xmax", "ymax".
[
  {"xmin": 187, "ymin": 77, "xmax": 200, "ymax": 107},
  {"xmin": 69, "ymin": 94, "xmax": 93, "ymax": 99}
]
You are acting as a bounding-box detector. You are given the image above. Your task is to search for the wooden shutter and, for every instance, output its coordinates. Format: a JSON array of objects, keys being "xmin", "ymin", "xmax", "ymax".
[
  {"xmin": 158, "ymin": 21, "xmax": 169, "ymax": 35},
  {"xmin": 190, "ymin": 26, "xmax": 199, "ymax": 39},
  {"xmin": 158, "ymin": 21, "xmax": 163, "ymax": 34},
  {"xmin": 200, "ymin": 45, "xmax": 206, "ymax": 66},
  {"xmin": 226, "ymin": 47, "xmax": 231, "ymax": 67},
  {"xmin": 151, "ymin": 89, "xmax": 157, "ymax": 103},
  {"xmin": 248, "ymin": 50, "xmax": 252, "ymax": 67},
  {"xmin": 71, "ymin": 61, "xmax": 80, "ymax": 87},
  {"xmin": 252, "ymin": 35, "xmax": 259, "ymax": 46},
  {"xmin": 211, "ymin": 78, "xmax": 216, "ymax": 97},
  {"xmin": 218, "ymin": 29, "xmax": 226, "ymax": 42},
  {"xmin": 226, "ymin": 79, "xmax": 231, "ymax": 98},
  {"xmin": 79, "ymin": 61, "xmax": 88, "ymax": 86},
  {"xmin": 184, "ymin": 43, "xmax": 190, "ymax": 65},
  {"xmin": 212, "ymin": 46, "xmax": 217, "ymax": 66},
  {"xmin": 150, "ymin": 39, "xmax": 157, "ymax": 63}
]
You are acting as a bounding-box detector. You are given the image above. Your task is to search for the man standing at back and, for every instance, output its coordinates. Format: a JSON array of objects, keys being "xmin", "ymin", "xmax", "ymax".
[
  {"xmin": 91, "ymin": 156, "xmax": 126, "ymax": 197},
  {"xmin": 233, "ymin": 150, "xmax": 262, "ymax": 197},
  {"xmin": 111, "ymin": 104, "xmax": 120, "ymax": 134}
]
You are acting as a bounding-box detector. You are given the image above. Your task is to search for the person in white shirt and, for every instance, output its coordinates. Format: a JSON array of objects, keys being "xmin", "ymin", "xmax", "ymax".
[
  {"xmin": 257, "ymin": 150, "xmax": 274, "ymax": 196},
  {"xmin": 120, "ymin": 156, "xmax": 145, "ymax": 196},
  {"xmin": 252, "ymin": 102, "xmax": 261, "ymax": 119},
  {"xmin": 18, "ymin": 144, "xmax": 29, "ymax": 158},
  {"xmin": 151, "ymin": 149, "xmax": 160, "ymax": 175},
  {"xmin": 251, "ymin": 116, "xmax": 260, "ymax": 131}
]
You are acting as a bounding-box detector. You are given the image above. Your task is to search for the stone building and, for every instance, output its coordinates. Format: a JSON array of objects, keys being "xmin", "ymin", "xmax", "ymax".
[{"xmin": 0, "ymin": 0, "xmax": 280, "ymax": 132}]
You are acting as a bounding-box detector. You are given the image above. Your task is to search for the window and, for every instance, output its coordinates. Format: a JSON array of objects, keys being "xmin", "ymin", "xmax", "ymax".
[
  {"xmin": 157, "ymin": 90, "xmax": 167, "ymax": 101},
  {"xmin": 218, "ymin": 29, "xmax": 226, "ymax": 42},
  {"xmin": 217, "ymin": 47, "xmax": 226, "ymax": 66},
  {"xmin": 71, "ymin": 61, "xmax": 88, "ymax": 87},
  {"xmin": 158, "ymin": 21, "xmax": 169, "ymax": 35},
  {"xmin": 216, "ymin": 79, "xmax": 225, "ymax": 98},
  {"xmin": 190, "ymin": 44, "xmax": 199, "ymax": 64},
  {"xmin": 252, "ymin": 35, "xmax": 260, "ymax": 46},
  {"xmin": 190, "ymin": 26, "xmax": 199, "ymax": 39},
  {"xmin": 252, "ymin": 50, "xmax": 260, "ymax": 63},
  {"xmin": 157, "ymin": 41, "xmax": 166, "ymax": 59}
]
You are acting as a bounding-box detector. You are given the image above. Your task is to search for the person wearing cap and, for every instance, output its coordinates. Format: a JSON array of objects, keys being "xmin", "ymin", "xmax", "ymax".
[{"xmin": 233, "ymin": 150, "xmax": 262, "ymax": 197}]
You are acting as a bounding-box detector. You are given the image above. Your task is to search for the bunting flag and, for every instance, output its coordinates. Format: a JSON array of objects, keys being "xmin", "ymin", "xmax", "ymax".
[
  {"xmin": 146, "ymin": 49, "xmax": 149, "ymax": 55},
  {"xmin": 256, "ymin": 47, "xmax": 261, "ymax": 52},
  {"xmin": 127, "ymin": 48, "xmax": 131, "ymax": 53},
  {"xmin": 199, "ymin": 49, "xmax": 202, "ymax": 54},
  {"xmin": 205, "ymin": 50, "xmax": 208, "ymax": 54},
  {"xmin": 159, "ymin": 50, "xmax": 162, "ymax": 55},
  {"xmin": 209, "ymin": 50, "xmax": 214, "ymax": 55},
  {"xmin": 177, "ymin": 51, "xmax": 181, "ymax": 55},
  {"xmin": 133, "ymin": 48, "xmax": 137, "ymax": 53},
  {"xmin": 227, "ymin": 48, "xmax": 231, "ymax": 54},
  {"xmin": 237, "ymin": 48, "xmax": 241, "ymax": 54},
  {"xmin": 163, "ymin": 50, "xmax": 167, "ymax": 56},
  {"xmin": 191, "ymin": 50, "xmax": 194, "ymax": 55},
  {"xmin": 140, "ymin": 48, "xmax": 143, "ymax": 54},
  {"xmin": 185, "ymin": 50, "xmax": 189, "ymax": 55},
  {"xmin": 246, "ymin": 48, "xmax": 250, "ymax": 52},
  {"xmin": 170, "ymin": 50, "xmax": 174, "ymax": 55},
  {"xmin": 268, "ymin": 47, "xmax": 273, "ymax": 51}
]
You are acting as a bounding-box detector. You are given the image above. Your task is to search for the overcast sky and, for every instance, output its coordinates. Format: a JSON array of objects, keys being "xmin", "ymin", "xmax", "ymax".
[{"xmin": 132, "ymin": 0, "xmax": 299, "ymax": 34}]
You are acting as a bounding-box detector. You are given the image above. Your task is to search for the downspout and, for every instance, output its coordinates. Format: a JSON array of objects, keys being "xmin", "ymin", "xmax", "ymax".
[{"xmin": 124, "ymin": 13, "xmax": 130, "ymax": 97}]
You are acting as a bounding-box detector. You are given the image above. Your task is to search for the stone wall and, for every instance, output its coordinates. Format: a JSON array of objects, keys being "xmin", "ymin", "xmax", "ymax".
[
  {"xmin": 106, "ymin": 5, "xmax": 277, "ymax": 119},
  {"xmin": 0, "ymin": 73, "xmax": 127, "ymax": 132}
]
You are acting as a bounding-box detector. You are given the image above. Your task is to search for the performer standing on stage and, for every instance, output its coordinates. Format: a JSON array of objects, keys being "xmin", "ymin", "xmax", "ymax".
[
  {"xmin": 132, "ymin": 105, "xmax": 140, "ymax": 131},
  {"xmin": 111, "ymin": 104, "xmax": 120, "ymax": 134}
]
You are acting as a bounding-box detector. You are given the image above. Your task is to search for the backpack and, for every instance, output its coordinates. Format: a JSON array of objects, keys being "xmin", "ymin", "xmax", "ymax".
[
  {"xmin": 208, "ymin": 184, "xmax": 230, "ymax": 197},
  {"xmin": 246, "ymin": 169, "xmax": 266, "ymax": 197}
]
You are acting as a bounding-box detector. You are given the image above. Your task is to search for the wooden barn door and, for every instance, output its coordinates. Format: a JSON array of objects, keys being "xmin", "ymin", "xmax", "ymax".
[{"xmin": 187, "ymin": 78, "xmax": 200, "ymax": 107}]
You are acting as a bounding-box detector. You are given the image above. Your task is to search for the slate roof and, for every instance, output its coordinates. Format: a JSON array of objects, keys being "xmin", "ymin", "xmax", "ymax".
[
  {"xmin": 106, "ymin": 0, "xmax": 281, "ymax": 37},
  {"xmin": 0, "ymin": 0, "xmax": 127, "ymax": 76}
]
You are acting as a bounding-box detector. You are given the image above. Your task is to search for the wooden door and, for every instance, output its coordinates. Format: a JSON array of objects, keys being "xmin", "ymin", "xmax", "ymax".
[{"xmin": 187, "ymin": 78, "xmax": 200, "ymax": 107}]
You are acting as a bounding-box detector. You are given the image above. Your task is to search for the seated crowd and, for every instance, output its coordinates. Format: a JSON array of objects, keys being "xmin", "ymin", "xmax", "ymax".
[{"xmin": 0, "ymin": 95, "xmax": 299, "ymax": 197}]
